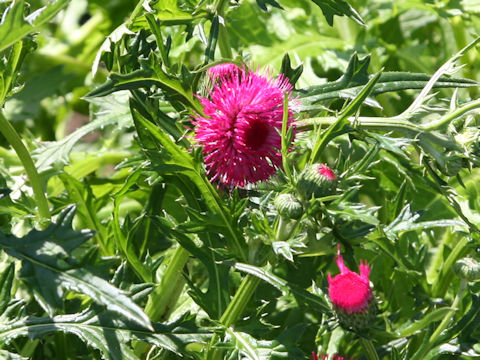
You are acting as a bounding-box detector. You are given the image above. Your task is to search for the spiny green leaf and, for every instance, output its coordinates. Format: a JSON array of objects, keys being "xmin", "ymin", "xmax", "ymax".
[
  {"xmin": 0, "ymin": 308, "xmax": 210, "ymax": 360},
  {"xmin": 280, "ymin": 53, "xmax": 303, "ymax": 87},
  {"xmin": 133, "ymin": 108, "xmax": 248, "ymax": 262},
  {"xmin": 86, "ymin": 60, "xmax": 202, "ymax": 113},
  {"xmin": 34, "ymin": 91, "xmax": 132, "ymax": 172},
  {"xmin": 309, "ymin": 69, "xmax": 382, "ymax": 163},
  {"xmin": 298, "ymin": 53, "xmax": 479, "ymax": 110},
  {"xmin": 310, "ymin": 0, "xmax": 365, "ymax": 26},
  {"xmin": 0, "ymin": 206, "xmax": 153, "ymax": 331}
]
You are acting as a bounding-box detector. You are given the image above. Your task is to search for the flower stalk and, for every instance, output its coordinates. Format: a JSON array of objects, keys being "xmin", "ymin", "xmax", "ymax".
[
  {"xmin": 360, "ymin": 338, "xmax": 380, "ymax": 360},
  {"xmin": 145, "ymin": 245, "xmax": 190, "ymax": 321},
  {"xmin": 0, "ymin": 111, "xmax": 50, "ymax": 224},
  {"xmin": 208, "ymin": 211, "xmax": 291, "ymax": 359},
  {"xmin": 411, "ymin": 279, "xmax": 468, "ymax": 360}
]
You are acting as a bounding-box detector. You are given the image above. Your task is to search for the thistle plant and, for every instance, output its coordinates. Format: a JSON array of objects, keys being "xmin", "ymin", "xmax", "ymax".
[{"xmin": 0, "ymin": 0, "xmax": 479, "ymax": 360}]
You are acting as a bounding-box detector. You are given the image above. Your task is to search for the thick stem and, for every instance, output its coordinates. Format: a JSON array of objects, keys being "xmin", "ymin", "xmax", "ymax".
[
  {"xmin": 208, "ymin": 212, "xmax": 288, "ymax": 358},
  {"xmin": 430, "ymin": 279, "xmax": 467, "ymax": 342},
  {"xmin": 145, "ymin": 246, "xmax": 190, "ymax": 321},
  {"xmin": 360, "ymin": 338, "xmax": 380, "ymax": 360},
  {"xmin": 0, "ymin": 112, "xmax": 50, "ymax": 223},
  {"xmin": 422, "ymin": 98, "xmax": 480, "ymax": 130},
  {"xmin": 209, "ymin": 274, "xmax": 261, "ymax": 360},
  {"xmin": 431, "ymin": 236, "xmax": 469, "ymax": 297}
]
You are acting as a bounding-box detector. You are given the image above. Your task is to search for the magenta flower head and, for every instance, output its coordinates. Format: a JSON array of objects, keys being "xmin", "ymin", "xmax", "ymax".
[
  {"xmin": 311, "ymin": 352, "xmax": 353, "ymax": 360},
  {"xmin": 194, "ymin": 63, "xmax": 296, "ymax": 187},
  {"xmin": 327, "ymin": 247, "xmax": 375, "ymax": 330}
]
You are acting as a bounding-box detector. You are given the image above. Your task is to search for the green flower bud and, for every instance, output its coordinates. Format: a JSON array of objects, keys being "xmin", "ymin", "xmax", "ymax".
[
  {"xmin": 297, "ymin": 164, "xmax": 337, "ymax": 200},
  {"xmin": 274, "ymin": 193, "xmax": 303, "ymax": 220},
  {"xmin": 454, "ymin": 258, "xmax": 480, "ymax": 282}
]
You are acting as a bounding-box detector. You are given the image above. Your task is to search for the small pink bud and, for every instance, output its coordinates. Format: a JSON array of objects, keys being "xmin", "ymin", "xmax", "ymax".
[
  {"xmin": 327, "ymin": 247, "xmax": 375, "ymax": 330},
  {"xmin": 297, "ymin": 163, "xmax": 337, "ymax": 199}
]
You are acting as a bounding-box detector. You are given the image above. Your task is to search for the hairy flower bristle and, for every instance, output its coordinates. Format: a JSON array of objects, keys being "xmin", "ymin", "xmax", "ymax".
[
  {"xmin": 194, "ymin": 64, "xmax": 296, "ymax": 187},
  {"xmin": 327, "ymin": 246, "xmax": 375, "ymax": 330}
]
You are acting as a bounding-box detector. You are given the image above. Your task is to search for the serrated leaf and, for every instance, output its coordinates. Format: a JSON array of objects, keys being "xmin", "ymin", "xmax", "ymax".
[
  {"xmin": 33, "ymin": 91, "xmax": 132, "ymax": 172},
  {"xmin": 280, "ymin": 53, "xmax": 303, "ymax": 87},
  {"xmin": 87, "ymin": 60, "xmax": 202, "ymax": 113},
  {"xmin": 152, "ymin": 215, "xmax": 230, "ymax": 320},
  {"xmin": 309, "ymin": 69, "xmax": 382, "ymax": 163},
  {"xmin": 223, "ymin": 328, "xmax": 303, "ymax": 360},
  {"xmin": 133, "ymin": 108, "xmax": 248, "ymax": 262},
  {"xmin": 0, "ymin": 206, "xmax": 153, "ymax": 331},
  {"xmin": 0, "ymin": 308, "xmax": 210, "ymax": 360},
  {"xmin": 112, "ymin": 182, "xmax": 153, "ymax": 283},
  {"xmin": 298, "ymin": 53, "xmax": 479, "ymax": 110},
  {"xmin": 310, "ymin": 0, "xmax": 365, "ymax": 26},
  {"xmin": 0, "ymin": 0, "xmax": 71, "ymax": 53},
  {"xmin": 385, "ymin": 204, "xmax": 466, "ymax": 240}
]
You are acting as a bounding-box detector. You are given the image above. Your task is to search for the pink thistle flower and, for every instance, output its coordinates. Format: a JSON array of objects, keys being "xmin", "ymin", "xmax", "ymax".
[
  {"xmin": 311, "ymin": 351, "xmax": 353, "ymax": 360},
  {"xmin": 194, "ymin": 64, "xmax": 295, "ymax": 187},
  {"xmin": 327, "ymin": 246, "xmax": 375, "ymax": 330}
]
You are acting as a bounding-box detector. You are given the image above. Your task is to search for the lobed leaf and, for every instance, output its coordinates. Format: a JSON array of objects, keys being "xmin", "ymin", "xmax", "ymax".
[
  {"xmin": 310, "ymin": 0, "xmax": 365, "ymax": 26},
  {"xmin": 0, "ymin": 206, "xmax": 153, "ymax": 331},
  {"xmin": 0, "ymin": 308, "xmax": 210, "ymax": 360}
]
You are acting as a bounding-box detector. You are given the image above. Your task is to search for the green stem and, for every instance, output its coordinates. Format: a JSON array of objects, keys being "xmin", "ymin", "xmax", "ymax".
[
  {"xmin": 144, "ymin": 246, "xmax": 190, "ymax": 321},
  {"xmin": 360, "ymin": 338, "xmax": 380, "ymax": 360},
  {"xmin": 299, "ymin": 115, "xmax": 456, "ymax": 149},
  {"xmin": 411, "ymin": 279, "xmax": 468, "ymax": 360},
  {"xmin": 0, "ymin": 111, "xmax": 50, "ymax": 223},
  {"xmin": 422, "ymin": 98, "xmax": 480, "ymax": 130},
  {"xmin": 430, "ymin": 279, "xmax": 467, "ymax": 342},
  {"xmin": 209, "ymin": 274, "xmax": 261, "ymax": 360},
  {"xmin": 431, "ymin": 236, "xmax": 469, "ymax": 298},
  {"xmin": 298, "ymin": 116, "xmax": 417, "ymax": 134},
  {"xmin": 208, "ymin": 213, "xmax": 289, "ymax": 359}
]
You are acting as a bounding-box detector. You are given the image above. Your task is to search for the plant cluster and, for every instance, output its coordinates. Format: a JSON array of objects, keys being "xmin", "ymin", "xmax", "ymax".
[{"xmin": 0, "ymin": 0, "xmax": 480, "ymax": 359}]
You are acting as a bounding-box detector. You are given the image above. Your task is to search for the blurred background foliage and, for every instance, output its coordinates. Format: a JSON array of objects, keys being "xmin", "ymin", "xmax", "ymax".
[{"xmin": 0, "ymin": 0, "xmax": 479, "ymax": 359}]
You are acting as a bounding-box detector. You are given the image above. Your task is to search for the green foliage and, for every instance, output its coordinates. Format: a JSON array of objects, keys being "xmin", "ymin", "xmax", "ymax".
[{"xmin": 0, "ymin": 0, "xmax": 480, "ymax": 359}]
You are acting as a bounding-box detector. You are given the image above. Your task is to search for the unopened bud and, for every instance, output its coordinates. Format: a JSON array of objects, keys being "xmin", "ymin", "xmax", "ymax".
[
  {"xmin": 454, "ymin": 257, "xmax": 480, "ymax": 282},
  {"xmin": 297, "ymin": 164, "xmax": 337, "ymax": 199},
  {"xmin": 274, "ymin": 193, "xmax": 303, "ymax": 220}
]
